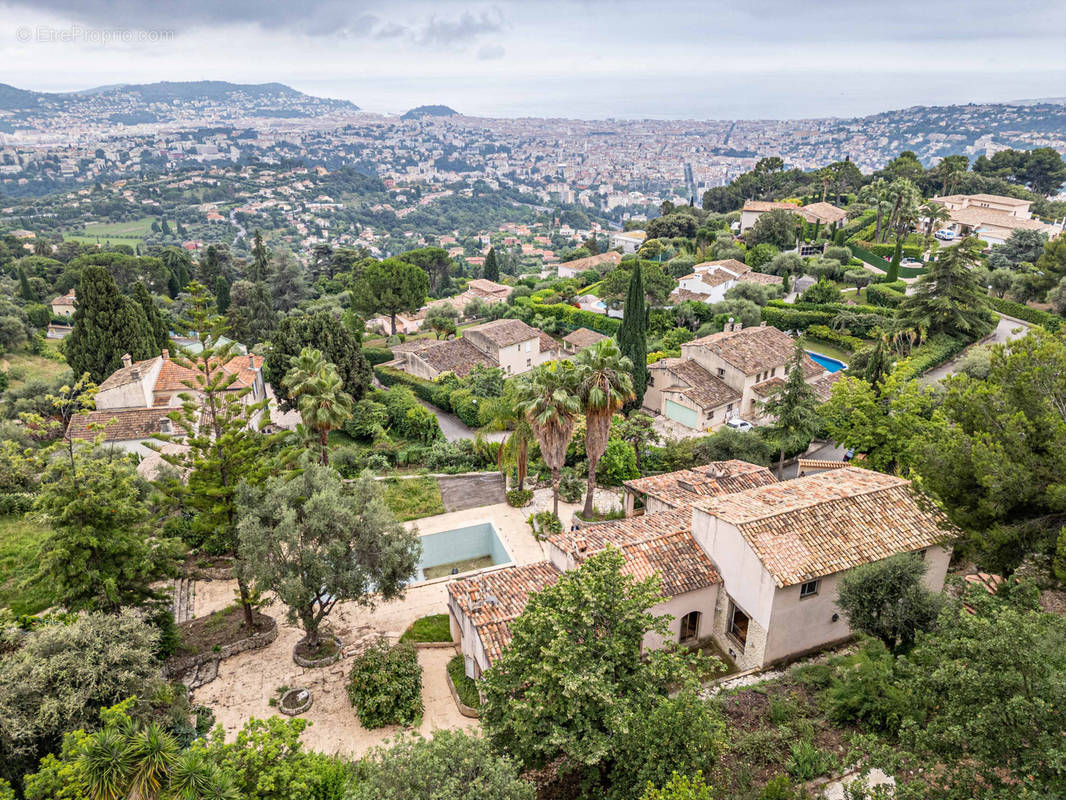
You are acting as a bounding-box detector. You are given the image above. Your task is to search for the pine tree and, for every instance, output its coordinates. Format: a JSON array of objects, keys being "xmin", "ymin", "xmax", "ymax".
[
  {"xmin": 160, "ymin": 218, "xmax": 172, "ymax": 237},
  {"xmin": 18, "ymin": 266, "xmax": 34, "ymax": 301},
  {"xmin": 215, "ymin": 274, "xmax": 231, "ymax": 313},
  {"xmin": 483, "ymin": 247, "xmax": 500, "ymax": 282},
  {"xmin": 251, "ymin": 230, "xmax": 270, "ymax": 283},
  {"xmin": 132, "ymin": 280, "xmax": 168, "ymax": 353},
  {"xmin": 617, "ymin": 264, "xmax": 648, "ymax": 410},
  {"xmin": 65, "ymin": 266, "xmax": 155, "ymax": 383},
  {"xmin": 760, "ymin": 343, "xmax": 821, "ymax": 478}
]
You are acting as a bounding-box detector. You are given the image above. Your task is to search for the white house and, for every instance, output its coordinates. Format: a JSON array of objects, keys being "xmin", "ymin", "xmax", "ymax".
[
  {"xmin": 609, "ymin": 230, "xmax": 647, "ymax": 254},
  {"xmin": 931, "ymin": 193, "xmax": 1064, "ymax": 246},
  {"xmin": 669, "ymin": 259, "xmax": 783, "ymax": 306},
  {"xmin": 448, "ymin": 465, "xmax": 954, "ymax": 678}
]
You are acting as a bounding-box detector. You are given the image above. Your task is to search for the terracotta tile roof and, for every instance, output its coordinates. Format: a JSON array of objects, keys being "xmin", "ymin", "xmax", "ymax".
[
  {"xmin": 538, "ymin": 332, "xmax": 559, "ymax": 354},
  {"xmin": 97, "ymin": 352, "xmax": 262, "ymax": 395},
  {"xmin": 738, "ymin": 271, "xmax": 784, "ymax": 286},
  {"xmin": 563, "ymin": 327, "xmax": 608, "ymax": 348},
  {"xmin": 465, "ymin": 318, "xmax": 541, "ymax": 348},
  {"xmin": 560, "ymin": 251, "xmax": 622, "ymax": 273},
  {"xmin": 752, "ymin": 377, "xmax": 785, "ymax": 398},
  {"xmin": 696, "ymin": 258, "xmax": 749, "ymax": 275},
  {"xmin": 624, "ymin": 460, "xmax": 778, "ymax": 509},
  {"xmin": 97, "ymin": 356, "xmax": 159, "ymax": 392},
  {"xmin": 945, "ymin": 206, "xmax": 1050, "ymax": 232},
  {"xmin": 743, "ymin": 200, "xmax": 797, "ymax": 213},
  {"xmin": 810, "ymin": 371, "xmax": 843, "ymax": 402},
  {"xmin": 67, "ymin": 407, "xmax": 172, "ymax": 442},
  {"xmin": 686, "ymin": 326, "xmax": 826, "ymax": 378},
  {"xmin": 696, "ymin": 467, "xmax": 954, "ymax": 586},
  {"xmin": 416, "ymin": 338, "xmax": 494, "ymax": 377},
  {"xmin": 549, "ymin": 510, "xmax": 721, "ymax": 597},
  {"xmin": 798, "ymin": 459, "xmax": 849, "ymax": 470},
  {"xmin": 934, "ymin": 193, "xmax": 1029, "ymax": 206},
  {"xmin": 796, "ymin": 201, "xmax": 848, "ymax": 224},
  {"xmin": 669, "ymin": 288, "xmax": 713, "ymax": 304},
  {"xmin": 652, "ymin": 358, "xmax": 740, "ymax": 410},
  {"xmin": 466, "ymin": 278, "xmax": 512, "ymax": 297}
]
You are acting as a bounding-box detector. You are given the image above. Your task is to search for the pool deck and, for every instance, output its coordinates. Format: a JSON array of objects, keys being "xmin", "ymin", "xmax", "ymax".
[{"xmin": 190, "ymin": 494, "xmax": 581, "ymax": 757}]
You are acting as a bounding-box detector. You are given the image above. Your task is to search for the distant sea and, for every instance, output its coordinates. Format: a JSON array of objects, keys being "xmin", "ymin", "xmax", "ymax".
[{"xmin": 307, "ymin": 69, "xmax": 1066, "ymax": 121}]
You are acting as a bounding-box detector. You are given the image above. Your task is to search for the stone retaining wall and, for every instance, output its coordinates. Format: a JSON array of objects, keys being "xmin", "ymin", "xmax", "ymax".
[
  {"xmin": 446, "ymin": 667, "xmax": 481, "ymax": 718},
  {"xmin": 164, "ymin": 615, "xmax": 278, "ymax": 678}
]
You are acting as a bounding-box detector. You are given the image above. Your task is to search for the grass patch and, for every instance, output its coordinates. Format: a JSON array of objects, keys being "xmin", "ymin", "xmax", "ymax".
[
  {"xmin": 447, "ymin": 654, "xmax": 481, "ymax": 709},
  {"xmin": 0, "ymin": 515, "xmax": 58, "ymax": 615},
  {"xmin": 381, "ymin": 477, "xmax": 445, "ymax": 521},
  {"xmin": 400, "ymin": 613, "xmax": 453, "ymax": 643},
  {"xmin": 2, "ymin": 348, "xmax": 68, "ymax": 391},
  {"xmin": 797, "ymin": 335, "xmax": 852, "ymax": 364}
]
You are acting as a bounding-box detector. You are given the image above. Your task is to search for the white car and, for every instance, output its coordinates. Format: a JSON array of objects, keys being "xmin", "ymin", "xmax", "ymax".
[
  {"xmin": 934, "ymin": 229, "xmax": 955, "ymax": 241},
  {"xmin": 725, "ymin": 419, "xmax": 754, "ymax": 433}
]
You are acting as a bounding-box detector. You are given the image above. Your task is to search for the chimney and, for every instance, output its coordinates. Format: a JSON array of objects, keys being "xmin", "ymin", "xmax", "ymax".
[
  {"xmin": 576, "ymin": 538, "xmax": 587, "ymax": 553},
  {"xmin": 160, "ymin": 418, "xmax": 172, "ymax": 434},
  {"xmin": 727, "ymin": 317, "xmax": 734, "ymax": 332},
  {"xmin": 248, "ymin": 353, "xmax": 255, "ymax": 368},
  {"xmin": 161, "ymin": 349, "xmax": 169, "ymax": 360},
  {"xmin": 121, "ymin": 353, "xmax": 132, "ymax": 368},
  {"xmin": 760, "ymin": 321, "xmax": 766, "ymax": 327}
]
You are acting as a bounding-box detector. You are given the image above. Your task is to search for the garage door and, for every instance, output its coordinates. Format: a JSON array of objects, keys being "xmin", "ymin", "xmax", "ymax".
[{"xmin": 665, "ymin": 399, "xmax": 698, "ymax": 428}]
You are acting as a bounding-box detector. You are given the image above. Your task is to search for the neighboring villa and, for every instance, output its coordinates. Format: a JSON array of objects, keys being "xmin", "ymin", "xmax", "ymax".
[
  {"xmin": 368, "ymin": 278, "xmax": 514, "ymax": 335},
  {"xmin": 740, "ymin": 200, "xmax": 848, "ymax": 233},
  {"xmin": 930, "ymin": 193, "xmax": 1064, "ymax": 245},
  {"xmin": 50, "ymin": 290, "xmax": 76, "ymax": 317},
  {"xmin": 557, "ymin": 250, "xmax": 623, "ymax": 279},
  {"xmin": 448, "ymin": 464, "xmax": 954, "ymax": 678},
  {"xmin": 670, "ymin": 259, "xmax": 783, "ymax": 305},
  {"xmin": 561, "ymin": 327, "xmax": 608, "ymax": 354},
  {"xmin": 386, "ymin": 318, "xmax": 559, "ymax": 379},
  {"xmin": 608, "ymin": 230, "xmax": 647, "ymax": 254},
  {"xmin": 66, "ymin": 349, "xmax": 267, "ymax": 455},
  {"xmin": 643, "ymin": 323, "xmax": 838, "ymax": 431}
]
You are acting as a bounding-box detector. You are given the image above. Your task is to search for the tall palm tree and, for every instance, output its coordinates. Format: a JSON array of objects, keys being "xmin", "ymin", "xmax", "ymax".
[
  {"xmin": 920, "ymin": 201, "xmax": 951, "ymax": 253},
  {"xmin": 283, "ymin": 347, "xmax": 354, "ymax": 466},
  {"xmin": 515, "ymin": 361, "xmax": 580, "ymax": 518},
  {"xmin": 573, "ymin": 340, "xmax": 634, "ymax": 518},
  {"xmin": 480, "ymin": 391, "xmax": 535, "ymax": 490}
]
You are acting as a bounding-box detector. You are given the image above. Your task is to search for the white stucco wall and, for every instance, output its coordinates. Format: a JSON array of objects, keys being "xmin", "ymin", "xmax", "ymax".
[
  {"xmin": 643, "ymin": 585, "xmax": 720, "ymax": 651},
  {"xmin": 96, "ymin": 358, "xmax": 162, "ymax": 410}
]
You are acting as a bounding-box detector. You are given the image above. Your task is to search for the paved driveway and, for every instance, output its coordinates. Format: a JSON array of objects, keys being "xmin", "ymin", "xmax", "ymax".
[
  {"xmin": 417, "ymin": 399, "xmax": 507, "ymax": 443},
  {"xmin": 923, "ymin": 314, "xmax": 1032, "ymax": 382}
]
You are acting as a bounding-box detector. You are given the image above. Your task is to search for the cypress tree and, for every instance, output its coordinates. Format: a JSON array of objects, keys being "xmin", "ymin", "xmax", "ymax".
[
  {"xmin": 18, "ymin": 266, "xmax": 34, "ymax": 301},
  {"xmin": 215, "ymin": 275, "xmax": 231, "ymax": 314},
  {"xmin": 132, "ymin": 280, "xmax": 168, "ymax": 352},
  {"xmin": 887, "ymin": 239, "xmax": 903, "ymax": 282},
  {"xmin": 65, "ymin": 265, "xmax": 155, "ymax": 382},
  {"xmin": 251, "ymin": 230, "xmax": 270, "ymax": 283},
  {"xmin": 483, "ymin": 247, "xmax": 500, "ymax": 282},
  {"xmin": 617, "ymin": 265, "xmax": 648, "ymax": 410}
]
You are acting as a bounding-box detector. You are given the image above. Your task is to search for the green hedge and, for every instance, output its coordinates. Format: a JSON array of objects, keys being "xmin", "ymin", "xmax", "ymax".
[
  {"xmin": 988, "ymin": 297, "xmax": 1062, "ymax": 332},
  {"xmin": 362, "ymin": 347, "xmax": 394, "ymax": 366},
  {"xmin": 767, "ymin": 300, "xmax": 889, "ymax": 316},
  {"xmin": 805, "ymin": 325, "xmax": 865, "ymax": 352},
  {"xmin": 374, "ymin": 365, "xmax": 443, "ymax": 407},
  {"xmin": 515, "ymin": 297, "xmax": 621, "ymax": 335},
  {"xmin": 761, "ymin": 306, "xmax": 837, "ymax": 331},
  {"xmin": 907, "ymin": 334, "xmax": 971, "ymax": 375},
  {"xmin": 866, "ymin": 284, "xmax": 905, "ymax": 308},
  {"xmin": 858, "ymin": 241, "xmax": 925, "ymax": 260}
]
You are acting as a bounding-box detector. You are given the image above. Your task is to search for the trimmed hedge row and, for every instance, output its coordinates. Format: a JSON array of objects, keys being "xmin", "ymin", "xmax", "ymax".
[
  {"xmin": 761, "ymin": 306, "xmax": 837, "ymax": 331},
  {"xmin": 362, "ymin": 347, "xmax": 394, "ymax": 367},
  {"xmin": 805, "ymin": 325, "xmax": 865, "ymax": 352},
  {"xmin": 988, "ymin": 297, "xmax": 1063, "ymax": 332},
  {"xmin": 767, "ymin": 300, "xmax": 889, "ymax": 317},
  {"xmin": 515, "ymin": 297, "xmax": 621, "ymax": 335},
  {"xmin": 907, "ymin": 334, "xmax": 971, "ymax": 375},
  {"xmin": 857, "ymin": 241, "xmax": 925, "ymax": 260},
  {"xmin": 374, "ymin": 365, "xmax": 442, "ymax": 407},
  {"xmin": 866, "ymin": 284, "xmax": 905, "ymax": 308}
]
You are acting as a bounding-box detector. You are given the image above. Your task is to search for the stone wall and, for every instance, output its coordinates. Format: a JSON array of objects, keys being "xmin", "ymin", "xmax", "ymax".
[{"xmin": 164, "ymin": 615, "xmax": 278, "ymax": 679}]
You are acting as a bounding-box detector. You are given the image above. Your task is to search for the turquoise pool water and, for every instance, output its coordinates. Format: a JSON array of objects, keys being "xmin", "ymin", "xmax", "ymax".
[
  {"xmin": 807, "ymin": 351, "xmax": 847, "ymax": 373},
  {"xmin": 414, "ymin": 522, "xmax": 511, "ymax": 582}
]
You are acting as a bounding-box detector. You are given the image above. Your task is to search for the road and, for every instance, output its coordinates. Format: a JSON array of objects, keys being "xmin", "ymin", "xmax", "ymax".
[
  {"xmin": 229, "ymin": 208, "xmax": 247, "ymax": 248},
  {"xmin": 922, "ymin": 314, "xmax": 1033, "ymax": 382},
  {"xmin": 416, "ymin": 399, "xmax": 507, "ymax": 443}
]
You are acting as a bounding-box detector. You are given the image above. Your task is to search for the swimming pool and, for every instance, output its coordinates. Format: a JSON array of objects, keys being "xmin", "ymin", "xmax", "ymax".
[
  {"xmin": 413, "ymin": 521, "xmax": 511, "ymax": 582},
  {"xmin": 806, "ymin": 351, "xmax": 847, "ymax": 373}
]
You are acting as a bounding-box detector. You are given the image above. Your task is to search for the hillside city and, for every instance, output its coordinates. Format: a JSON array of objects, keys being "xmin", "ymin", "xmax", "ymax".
[{"xmin": 1, "ymin": 66, "xmax": 1066, "ymax": 800}]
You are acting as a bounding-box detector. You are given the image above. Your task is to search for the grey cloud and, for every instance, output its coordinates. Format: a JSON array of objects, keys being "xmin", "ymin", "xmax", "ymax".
[
  {"xmin": 477, "ymin": 44, "xmax": 505, "ymax": 60},
  {"xmin": 418, "ymin": 10, "xmax": 505, "ymax": 44}
]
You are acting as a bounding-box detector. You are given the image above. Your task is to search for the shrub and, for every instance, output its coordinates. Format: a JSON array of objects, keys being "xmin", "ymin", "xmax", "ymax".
[
  {"xmin": 785, "ymin": 739, "xmax": 835, "ymax": 781},
  {"xmin": 363, "ymin": 453, "xmax": 392, "ymax": 473},
  {"xmin": 374, "ymin": 365, "xmax": 440, "ymax": 406},
  {"xmin": 865, "ymin": 283, "xmax": 905, "ymax": 308},
  {"xmin": 760, "ymin": 306, "xmax": 837, "ymax": 332},
  {"xmin": 423, "ymin": 439, "xmax": 475, "ymax": 472},
  {"xmin": 448, "ymin": 388, "xmax": 482, "ymax": 428},
  {"xmin": 506, "ymin": 488, "xmax": 533, "ymax": 507},
  {"xmin": 804, "ymin": 324, "xmax": 864, "ymax": 352},
  {"xmin": 825, "ymin": 640, "xmax": 909, "ymax": 732},
  {"xmin": 345, "ymin": 397, "xmax": 388, "ymax": 441},
  {"xmin": 906, "ymin": 333, "xmax": 969, "ymax": 375},
  {"xmin": 447, "ymin": 654, "xmax": 482, "ymax": 710},
  {"xmin": 558, "ymin": 471, "xmax": 585, "ymax": 504},
  {"xmin": 532, "ymin": 511, "xmax": 562, "ymax": 538},
  {"xmin": 988, "ymin": 296, "xmax": 1063, "ymax": 332},
  {"xmin": 512, "ymin": 296, "xmax": 621, "ymax": 335},
  {"xmin": 596, "ymin": 438, "xmax": 639, "ymax": 485},
  {"xmin": 347, "ymin": 639, "xmax": 423, "ymax": 728},
  {"xmin": 801, "ymin": 278, "xmax": 842, "ymax": 304},
  {"xmin": 362, "ymin": 347, "xmax": 394, "ymax": 366},
  {"xmin": 0, "ymin": 493, "xmax": 35, "ymax": 515}
]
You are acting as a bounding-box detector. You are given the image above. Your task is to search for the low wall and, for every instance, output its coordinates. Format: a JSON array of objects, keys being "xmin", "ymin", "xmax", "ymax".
[
  {"xmin": 446, "ymin": 667, "xmax": 481, "ymax": 718},
  {"xmin": 164, "ymin": 615, "xmax": 278, "ymax": 678}
]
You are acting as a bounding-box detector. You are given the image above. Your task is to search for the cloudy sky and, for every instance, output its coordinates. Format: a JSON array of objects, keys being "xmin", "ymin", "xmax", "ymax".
[{"xmin": 1, "ymin": 0, "xmax": 1065, "ymax": 119}]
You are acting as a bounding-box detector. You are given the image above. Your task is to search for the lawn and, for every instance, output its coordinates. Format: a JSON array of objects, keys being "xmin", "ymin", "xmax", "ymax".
[
  {"xmin": 62, "ymin": 216, "xmax": 156, "ymax": 248},
  {"xmin": 447, "ymin": 653, "xmax": 481, "ymax": 709},
  {"xmin": 2, "ymin": 348, "xmax": 68, "ymax": 391},
  {"xmin": 0, "ymin": 515, "xmax": 58, "ymax": 615},
  {"xmin": 798, "ymin": 335, "xmax": 853, "ymax": 365},
  {"xmin": 381, "ymin": 476, "xmax": 445, "ymax": 521},
  {"xmin": 400, "ymin": 613, "xmax": 453, "ymax": 643}
]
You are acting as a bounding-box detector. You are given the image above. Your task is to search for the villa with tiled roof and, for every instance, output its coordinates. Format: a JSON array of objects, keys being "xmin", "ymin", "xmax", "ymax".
[
  {"xmin": 669, "ymin": 259, "xmax": 783, "ymax": 306},
  {"xmin": 67, "ymin": 348, "xmax": 267, "ymax": 455},
  {"xmin": 644, "ymin": 322, "xmax": 828, "ymax": 431},
  {"xmin": 447, "ymin": 463, "xmax": 954, "ymax": 679},
  {"xmin": 623, "ymin": 459, "xmax": 778, "ymax": 515}
]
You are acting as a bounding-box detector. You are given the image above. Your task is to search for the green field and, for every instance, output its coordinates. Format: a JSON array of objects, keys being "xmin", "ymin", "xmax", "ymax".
[
  {"xmin": 63, "ymin": 216, "xmax": 156, "ymax": 247},
  {"xmin": 1, "ymin": 348, "xmax": 69, "ymax": 391},
  {"xmin": 0, "ymin": 515, "xmax": 56, "ymax": 615}
]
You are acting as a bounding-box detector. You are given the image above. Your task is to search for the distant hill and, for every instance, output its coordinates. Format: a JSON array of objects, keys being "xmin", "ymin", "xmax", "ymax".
[
  {"xmin": 0, "ymin": 80, "xmax": 358, "ymax": 114},
  {"xmin": 402, "ymin": 105, "xmax": 459, "ymax": 120}
]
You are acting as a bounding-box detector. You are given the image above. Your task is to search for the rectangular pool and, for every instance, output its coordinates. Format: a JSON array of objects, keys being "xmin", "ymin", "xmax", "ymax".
[{"xmin": 414, "ymin": 521, "xmax": 511, "ymax": 582}]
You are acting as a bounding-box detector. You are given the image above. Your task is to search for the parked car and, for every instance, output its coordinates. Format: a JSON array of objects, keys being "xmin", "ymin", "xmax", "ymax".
[
  {"xmin": 900, "ymin": 257, "xmax": 922, "ymax": 267},
  {"xmin": 725, "ymin": 418, "xmax": 754, "ymax": 433},
  {"xmin": 934, "ymin": 229, "xmax": 955, "ymax": 241}
]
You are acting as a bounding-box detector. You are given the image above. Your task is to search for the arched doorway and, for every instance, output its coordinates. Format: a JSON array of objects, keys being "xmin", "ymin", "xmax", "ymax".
[{"xmin": 679, "ymin": 610, "xmax": 701, "ymax": 643}]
